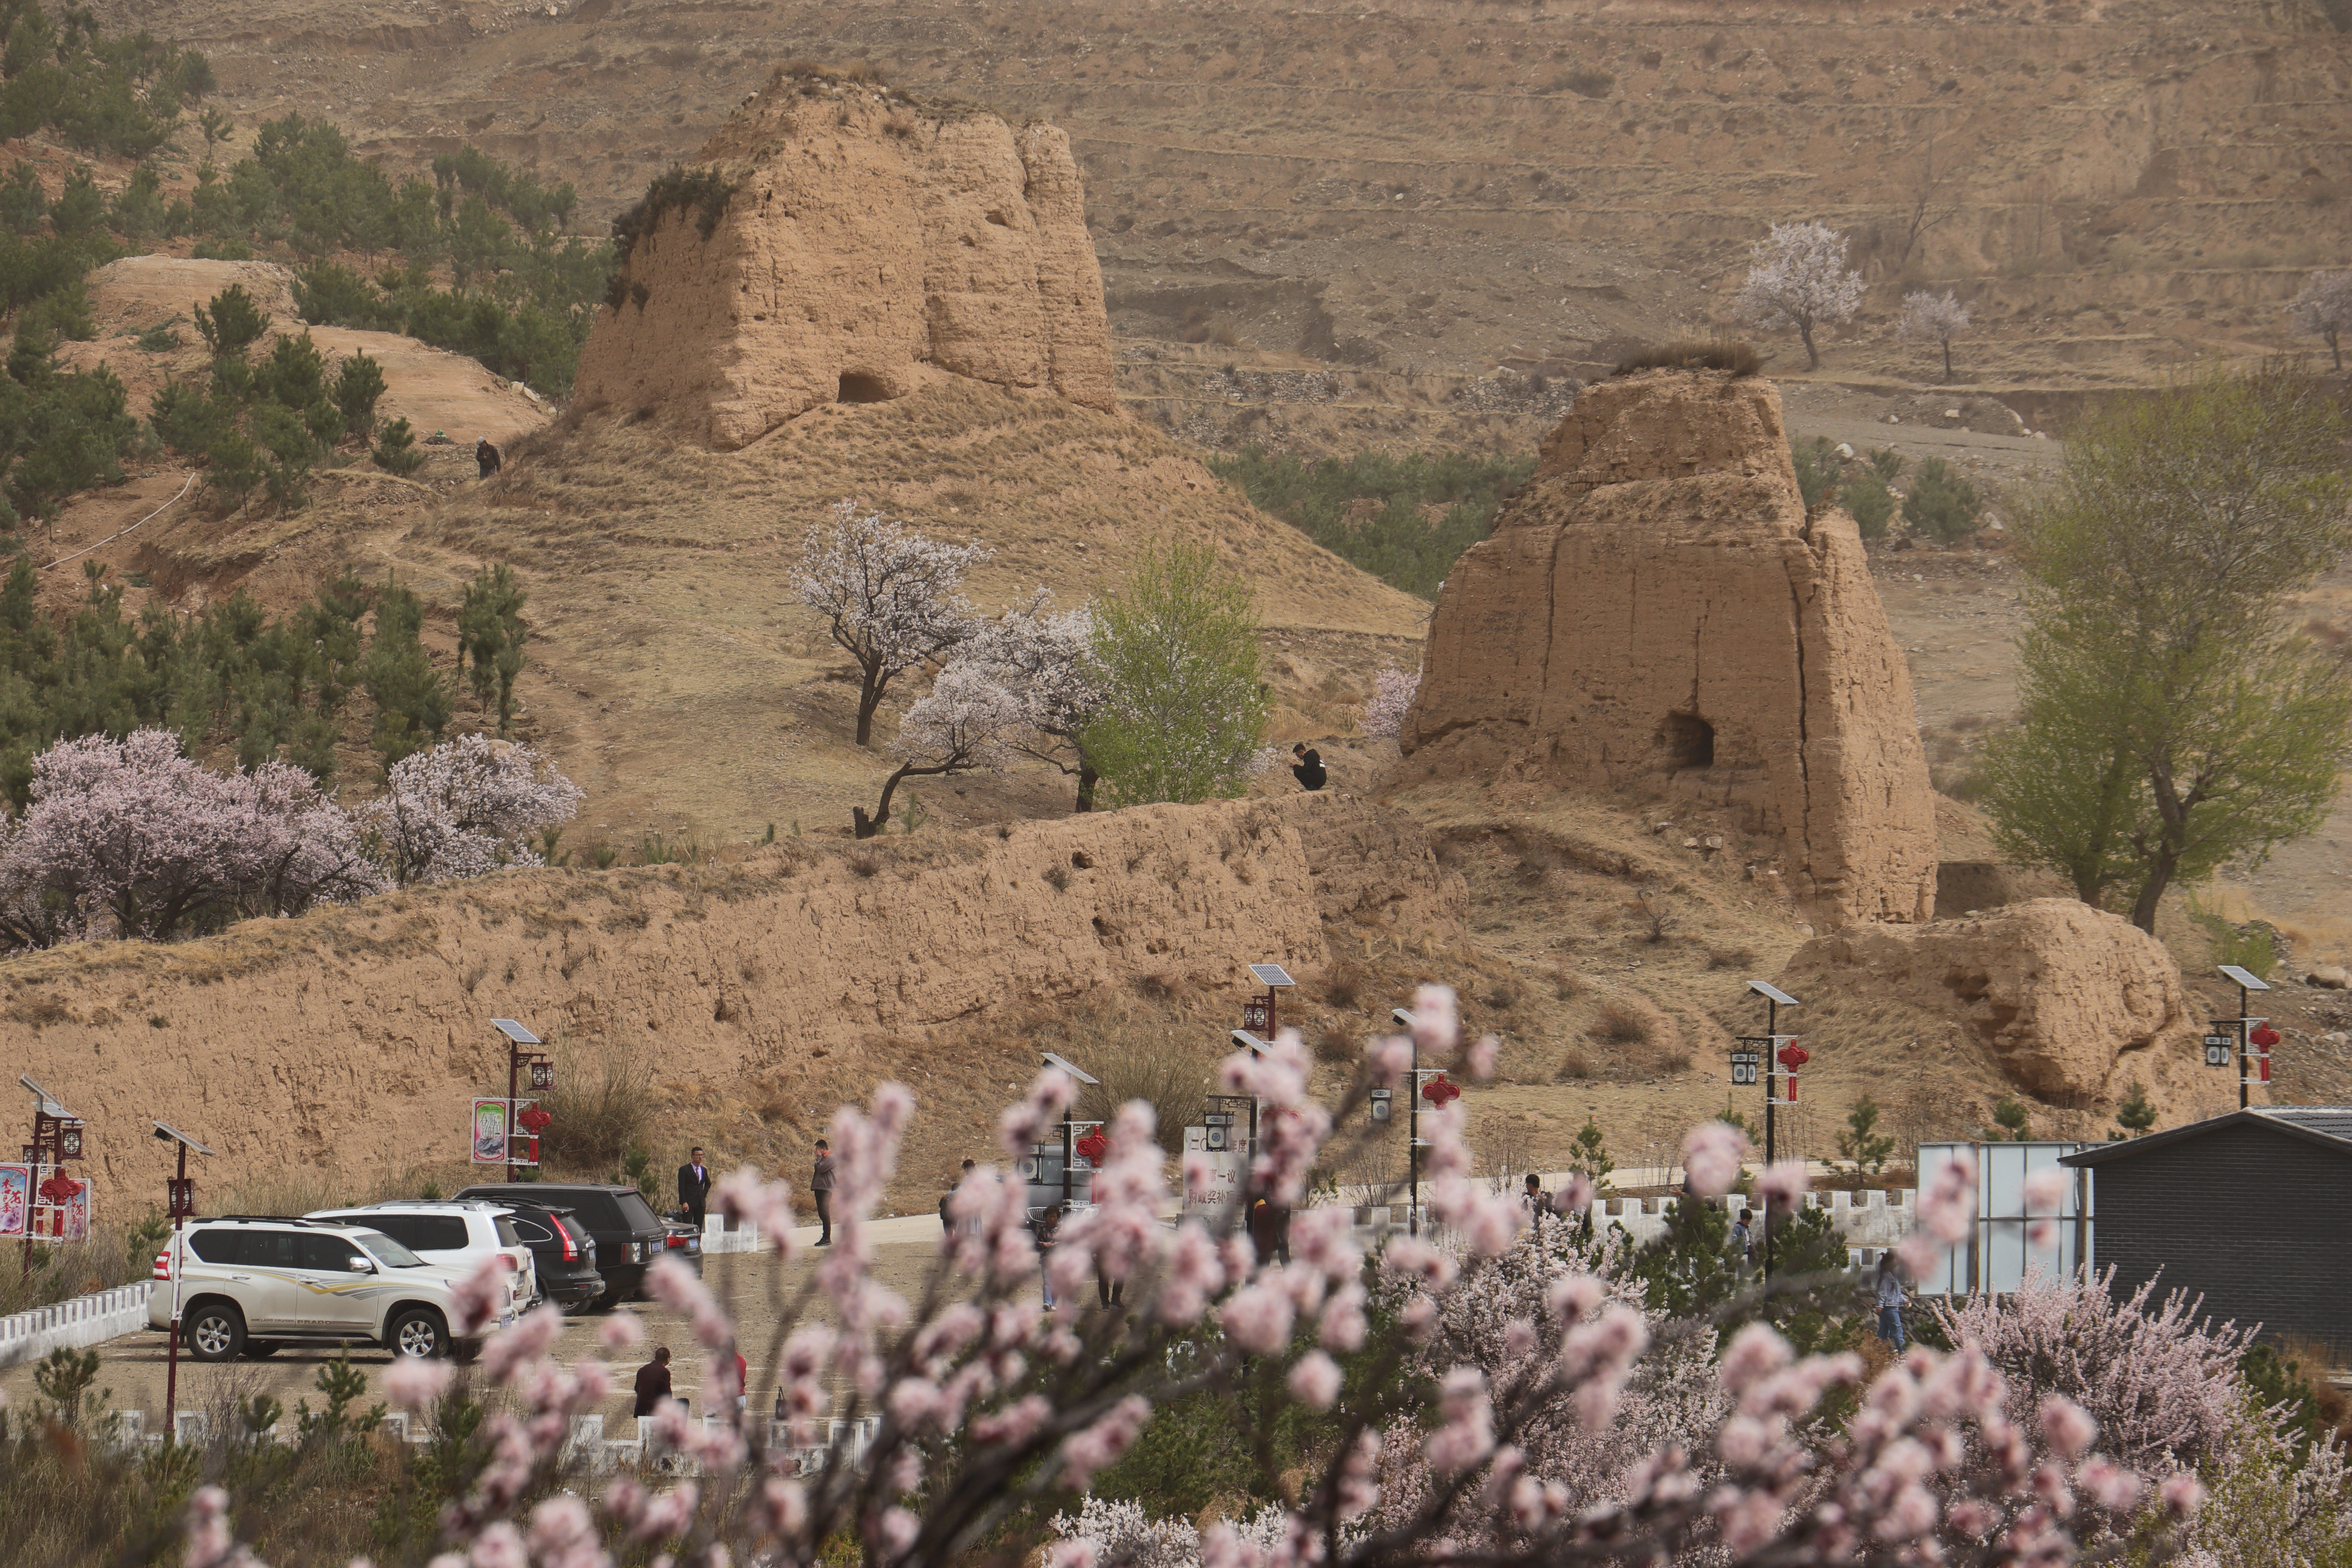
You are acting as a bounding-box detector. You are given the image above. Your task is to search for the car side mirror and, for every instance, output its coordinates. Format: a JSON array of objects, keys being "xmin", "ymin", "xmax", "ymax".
[{"xmin": 348, "ymin": 1257, "xmax": 376, "ymax": 1273}]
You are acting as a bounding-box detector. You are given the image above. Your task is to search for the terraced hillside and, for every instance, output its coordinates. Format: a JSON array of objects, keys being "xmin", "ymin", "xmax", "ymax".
[{"xmin": 88, "ymin": 0, "xmax": 2352, "ymax": 443}]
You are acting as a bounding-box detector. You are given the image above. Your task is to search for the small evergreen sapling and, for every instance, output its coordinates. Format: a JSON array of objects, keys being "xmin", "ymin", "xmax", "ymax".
[
  {"xmin": 372, "ymin": 414, "xmax": 423, "ymax": 475},
  {"xmin": 2114, "ymin": 1078, "xmax": 2158, "ymax": 1138},
  {"xmin": 1900, "ymin": 455, "xmax": 1984, "ymax": 542},
  {"xmin": 1836, "ymin": 1094, "xmax": 1896, "ymax": 1177}
]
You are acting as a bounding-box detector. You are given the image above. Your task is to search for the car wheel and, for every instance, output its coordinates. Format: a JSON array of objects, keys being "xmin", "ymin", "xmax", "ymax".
[
  {"xmin": 387, "ymin": 1308, "xmax": 450, "ymax": 1359},
  {"xmin": 241, "ymin": 1341, "xmax": 280, "ymax": 1359},
  {"xmin": 183, "ymin": 1302, "xmax": 245, "ymax": 1363}
]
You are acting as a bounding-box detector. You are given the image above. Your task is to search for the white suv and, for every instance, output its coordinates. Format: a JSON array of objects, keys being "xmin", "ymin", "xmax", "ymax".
[
  {"xmin": 307, "ymin": 1201, "xmax": 537, "ymax": 1306},
  {"xmin": 149, "ymin": 1216, "xmax": 517, "ymax": 1361}
]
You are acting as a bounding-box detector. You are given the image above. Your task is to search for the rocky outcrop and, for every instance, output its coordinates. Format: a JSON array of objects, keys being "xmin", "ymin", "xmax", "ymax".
[
  {"xmin": 572, "ymin": 69, "xmax": 1116, "ymax": 450},
  {"xmin": 1398, "ymin": 369, "xmax": 1938, "ymax": 929},
  {"xmin": 5, "ymin": 795, "xmax": 1459, "ymax": 1215},
  {"xmin": 1777, "ymin": 898, "xmax": 2203, "ymax": 1101}
]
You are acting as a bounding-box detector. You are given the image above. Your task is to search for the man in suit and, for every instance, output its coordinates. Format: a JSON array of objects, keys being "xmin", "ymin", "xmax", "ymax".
[
  {"xmin": 811, "ymin": 1139, "xmax": 836, "ymax": 1247},
  {"xmin": 678, "ymin": 1148, "xmax": 712, "ymax": 1228}
]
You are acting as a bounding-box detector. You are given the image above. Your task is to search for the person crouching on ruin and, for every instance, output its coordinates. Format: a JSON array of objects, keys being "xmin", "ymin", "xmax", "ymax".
[
  {"xmin": 475, "ymin": 436, "xmax": 502, "ymax": 478},
  {"xmin": 1291, "ymin": 743, "xmax": 1327, "ymax": 792}
]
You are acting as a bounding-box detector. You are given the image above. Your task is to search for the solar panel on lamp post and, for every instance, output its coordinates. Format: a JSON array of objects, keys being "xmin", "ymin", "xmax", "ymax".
[
  {"xmin": 490, "ymin": 1020, "xmax": 547, "ymax": 1180},
  {"xmin": 18, "ymin": 1076, "xmax": 83, "ymax": 1284}
]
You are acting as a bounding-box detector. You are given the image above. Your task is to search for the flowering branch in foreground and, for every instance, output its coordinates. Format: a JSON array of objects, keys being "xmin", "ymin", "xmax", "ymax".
[{"xmin": 184, "ymin": 988, "xmax": 2208, "ymax": 1568}]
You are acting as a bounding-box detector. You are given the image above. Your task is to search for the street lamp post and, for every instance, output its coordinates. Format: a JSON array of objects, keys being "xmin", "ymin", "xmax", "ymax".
[
  {"xmin": 1737, "ymin": 982, "xmax": 1801, "ymax": 1283},
  {"xmin": 1391, "ymin": 1007, "xmax": 1420, "ymax": 1236},
  {"xmin": 2217, "ymin": 965, "xmax": 2275, "ymax": 1110},
  {"xmin": 152, "ymin": 1120, "xmax": 214, "ymax": 1441},
  {"xmin": 1039, "ymin": 1052, "xmax": 1100, "ymax": 1215},
  {"xmin": 490, "ymin": 1020, "xmax": 553, "ymax": 1179},
  {"xmin": 17, "ymin": 1076, "xmax": 85, "ymax": 1283}
]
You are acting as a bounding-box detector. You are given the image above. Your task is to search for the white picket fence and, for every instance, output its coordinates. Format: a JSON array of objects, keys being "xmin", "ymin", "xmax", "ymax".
[{"xmin": 0, "ymin": 1281, "xmax": 153, "ymax": 1367}]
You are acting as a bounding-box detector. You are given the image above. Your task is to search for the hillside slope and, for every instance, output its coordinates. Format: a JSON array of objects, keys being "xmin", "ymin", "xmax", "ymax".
[
  {"xmin": 58, "ymin": 375, "xmax": 1425, "ymax": 843},
  {"xmin": 85, "ymin": 0, "xmax": 2352, "ymax": 444}
]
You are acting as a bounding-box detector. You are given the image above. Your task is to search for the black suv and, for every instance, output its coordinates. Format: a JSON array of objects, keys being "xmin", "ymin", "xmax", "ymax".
[
  {"xmin": 455, "ymin": 1183, "xmax": 694, "ymax": 1308},
  {"xmin": 502, "ymin": 1203, "xmax": 607, "ymax": 1312}
]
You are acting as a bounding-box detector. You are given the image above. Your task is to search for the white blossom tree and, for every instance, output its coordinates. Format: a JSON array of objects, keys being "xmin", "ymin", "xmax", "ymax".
[
  {"xmin": 2286, "ymin": 268, "xmax": 2352, "ymax": 370},
  {"xmin": 0, "ymin": 728, "xmax": 381, "ymax": 947},
  {"xmin": 1897, "ymin": 288, "xmax": 1973, "ymax": 382},
  {"xmin": 365, "ymin": 733, "xmax": 584, "ymax": 886},
  {"xmin": 853, "ymin": 662, "xmax": 1025, "ymax": 838},
  {"xmin": 797, "ymin": 500, "xmax": 991, "ymax": 746},
  {"xmin": 1734, "ymin": 220, "xmax": 1867, "ymax": 370},
  {"xmin": 962, "ymin": 587, "xmax": 1109, "ymax": 811}
]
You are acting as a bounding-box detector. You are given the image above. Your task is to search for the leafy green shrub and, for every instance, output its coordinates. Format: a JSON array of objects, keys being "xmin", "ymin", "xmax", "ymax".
[
  {"xmin": 332, "ymin": 350, "xmax": 385, "ymax": 440},
  {"xmin": 1084, "ymin": 538, "xmax": 1269, "ymax": 805},
  {"xmin": 1208, "ymin": 444, "xmax": 1533, "ymax": 598},
  {"xmin": 0, "ymin": 162, "xmax": 38, "ymax": 235},
  {"xmin": 46, "ymin": 168, "xmax": 103, "ymax": 238},
  {"xmin": 372, "ymin": 414, "xmax": 423, "ymax": 476},
  {"xmin": 195, "ymin": 282, "xmax": 268, "ymax": 357},
  {"xmin": 1789, "ymin": 435, "xmax": 1839, "ymax": 513},
  {"xmin": 1901, "ymin": 456, "xmax": 1984, "ymax": 542},
  {"xmin": 1843, "ymin": 469, "xmax": 1895, "ymax": 538},
  {"xmin": 1868, "ymin": 446, "xmax": 1906, "ymax": 481}
]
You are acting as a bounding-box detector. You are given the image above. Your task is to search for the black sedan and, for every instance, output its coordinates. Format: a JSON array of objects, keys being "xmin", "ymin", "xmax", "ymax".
[{"xmin": 498, "ymin": 1202, "xmax": 607, "ymax": 1312}]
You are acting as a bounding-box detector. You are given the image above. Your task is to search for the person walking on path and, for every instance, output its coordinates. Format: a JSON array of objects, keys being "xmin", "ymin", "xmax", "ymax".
[
  {"xmin": 811, "ymin": 1140, "xmax": 836, "ymax": 1247},
  {"xmin": 633, "ymin": 1346, "xmax": 674, "ymax": 1417},
  {"xmin": 1875, "ymin": 1252, "xmax": 1907, "ymax": 1350},
  {"xmin": 677, "ymin": 1147, "xmax": 712, "ymax": 1229},
  {"xmin": 475, "ymin": 437, "xmax": 502, "ymax": 478},
  {"xmin": 1034, "ymin": 1204, "xmax": 1063, "ymax": 1309},
  {"xmin": 1733, "ymin": 1213, "xmax": 1754, "ymax": 1274}
]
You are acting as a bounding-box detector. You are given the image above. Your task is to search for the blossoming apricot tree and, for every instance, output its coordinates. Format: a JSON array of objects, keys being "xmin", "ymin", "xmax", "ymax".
[{"xmin": 183, "ymin": 989, "xmax": 2203, "ymax": 1568}]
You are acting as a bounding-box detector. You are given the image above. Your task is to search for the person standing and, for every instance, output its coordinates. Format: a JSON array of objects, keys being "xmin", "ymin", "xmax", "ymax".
[
  {"xmin": 1522, "ymin": 1173, "xmax": 1554, "ymax": 1223},
  {"xmin": 475, "ymin": 436, "xmax": 502, "ymax": 478},
  {"xmin": 1875, "ymin": 1252, "xmax": 1907, "ymax": 1350},
  {"xmin": 941, "ymin": 1158, "xmax": 976, "ymax": 1232},
  {"xmin": 811, "ymin": 1140, "xmax": 836, "ymax": 1247},
  {"xmin": 1034, "ymin": 1204, "xmax": 1062, "ymax": 1309},
  {"xmin": 633, "ymin": 1346, "xmax": 673, "ymax": 1417},
  {"xmin": 1732, "ymin": 1212, "xmax": 1754, "ymax": 1274},
  {"xmin": 677, "ymin": 1148, "xmax": 712, "ymax": 1229}
]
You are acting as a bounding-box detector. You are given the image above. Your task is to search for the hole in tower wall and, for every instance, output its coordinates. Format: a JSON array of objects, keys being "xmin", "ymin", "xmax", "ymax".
[
  {"xmin": 1657, "ymin": 712, "xmax": 1714, "ymax": 770},
  {"xmin": 837, "ymin": 372, "xmax": 892, "ymax": 403}
]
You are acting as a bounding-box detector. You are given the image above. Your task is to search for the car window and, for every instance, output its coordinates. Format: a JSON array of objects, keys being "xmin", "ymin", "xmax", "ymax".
[
  {"xmin": 245, "ymin": 1230, "xmax": 303, "ymax": 1269},
  {"xmin": 614, "ymin": 1192, "xmax": 662, "ymax": 1231},
  {"xmin": 188, "ymin": 1229, "xmax": 245, "ymax": 1264},
  {"xmin": 355, "ymin": 1231, "xmax": 425, "ymax": 1268},
  {"xmin": 510, "ymin": 1218, "xmax": 552, "ymax": 1243},
  {"xmin": 361, "ymin": 1215, "xmax": 421, "ymax": 1249},
  {"xmin": 494, "ymin": 1217, "xmax": 523, "ymax": 1248},
  {"xmin": 301, "ymin": 1234, "xmax": 364, "ymax": 1272},
  {"xmin": 405, "ymin": 1216, "xmax": 470, "ymax": 1251}
]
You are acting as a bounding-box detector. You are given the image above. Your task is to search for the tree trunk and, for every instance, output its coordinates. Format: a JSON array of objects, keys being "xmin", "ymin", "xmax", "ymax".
[
  {"xmin": 1074, "ymin": 760, "xmax": 1098, "ymax": 813},
  {"xmin": 855, "ymin": 664, "xmax": 886, "ymax": 748},
  {"xmin": 2128, "ymin": 850, "xmax": 2175, "ymax": 935},
  {"xmin": 1798, "ymin": 318, "xmax": 1820, "ymax": 370},
  {"xmin": 853, "ymin": 763, "xmax": 913, "ymax": 839},
  {"xmin": 1942, "ymin": 338, "xmax": 1954, "ymax": 382}
]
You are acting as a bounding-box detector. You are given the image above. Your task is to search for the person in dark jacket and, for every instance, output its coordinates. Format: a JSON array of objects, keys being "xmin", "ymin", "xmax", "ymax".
[
  {"xmin": 677, "ymin": 1148, "xmax": 712, "ymax": 1227},
  {"xmin": 1291, "ymin": 744, "xmax": 1327, "ymax": 792},
  {"xmin": 475, "ymin": 437, "xmax": 502, "ymax": 478},
  {"xmin": 633, "ymin": 1346, "xmax": 673, "ymax": 1416},
  {"xmin": 811, "ymin": 1139, "xmax": 836, "ymax": 1247}
]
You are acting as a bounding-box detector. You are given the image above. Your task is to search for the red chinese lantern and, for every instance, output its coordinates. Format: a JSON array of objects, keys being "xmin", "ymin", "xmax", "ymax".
[
  {"xmin": 1776, "ymin": 1044, "xmax": 1808, "ymax": 1102},
  {"xmin": 2250, "ymin": 1024, "xmax": 2280, "ymax": 1050},
  {"xmin": 1420, "ymin": 1073, "xmax": 1462, "ymax": 1109},
  {"xmin": 518, "ymin": 1105, "xmax": 553, "ymax": 1134},
  {"xmin": 1074, "ymin": 1128, "xmax": 1110, "ymax": 1164},
  {"xmin": 38, "ymin": 1172, "xmax": 81, "ymax": 1203}
]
